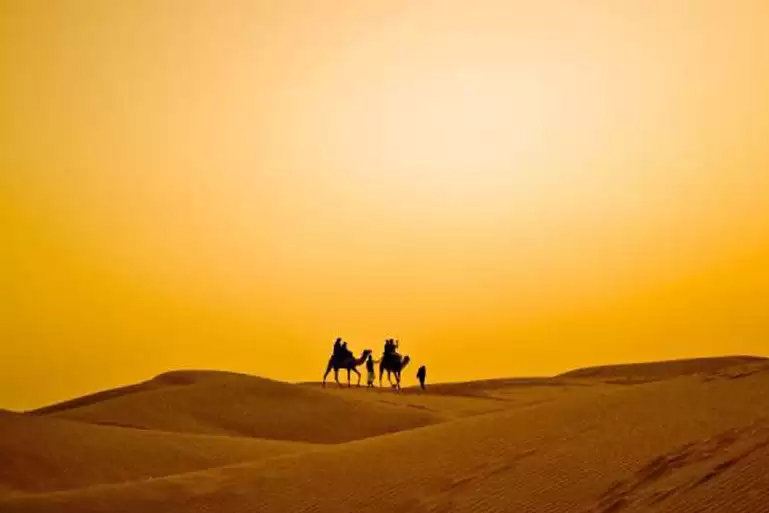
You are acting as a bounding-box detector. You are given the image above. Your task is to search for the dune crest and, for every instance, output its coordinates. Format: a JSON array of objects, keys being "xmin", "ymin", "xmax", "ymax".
[
  {"xmin": 557, "ymin": 355, "xmax": 767, "ymax": 381},
  {"xmin": 39, "ymin": 371, "xmax": 439, "ymax": 443}
]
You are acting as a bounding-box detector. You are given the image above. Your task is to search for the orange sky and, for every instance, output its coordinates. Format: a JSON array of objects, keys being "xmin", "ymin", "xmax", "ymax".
[{"xmin": 2, "ymin": 1, "xmax": 768, "ymax": 410}]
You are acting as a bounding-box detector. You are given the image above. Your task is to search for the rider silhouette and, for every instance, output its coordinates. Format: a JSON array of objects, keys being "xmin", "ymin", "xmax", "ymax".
[{"xmin": 383, "ymin": 339, "xmax": 401, "ymax": 367}]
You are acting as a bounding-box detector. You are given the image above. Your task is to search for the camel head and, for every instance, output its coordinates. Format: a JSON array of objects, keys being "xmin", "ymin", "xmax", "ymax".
[
  {"xmin": 402, "ymin": 355, "xmax": 411, "ymax": 368},
  {"xmin": 361, "ymin": 349, "xmax": 372, "ymax": 358}
]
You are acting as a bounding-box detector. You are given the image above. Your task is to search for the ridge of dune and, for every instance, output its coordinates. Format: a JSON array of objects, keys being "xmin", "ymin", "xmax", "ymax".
[
  {"xmin": 301, "ymin": 356, "xmax": 764, "ymax": 397},
  {"xmin": 41, "ymin": 371, "xmax": 440, "ymax": 443},
  {"xmin": 5, "ymin": 362, "xmax": 768, "ymax": 513},
  {"xmin": 557, "ymin": 355, "xmax": 767, "ymax": 381},
  {"xmin": 0, "ymin": 409, "xmax": 314, "ymax": 497},
  {"xmin": 30, "ymin": 370, "xmax": 262, "ymax": 415}
]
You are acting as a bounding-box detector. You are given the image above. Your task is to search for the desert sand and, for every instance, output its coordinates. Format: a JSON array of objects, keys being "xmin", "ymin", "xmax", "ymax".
[{"xmin": 2, "ymin": 356, "xmax": 768, "ymax": 513}]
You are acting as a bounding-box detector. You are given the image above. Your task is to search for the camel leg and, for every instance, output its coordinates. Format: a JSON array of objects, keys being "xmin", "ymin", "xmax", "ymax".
[
  {"xmin": 388, "ymin": 370, "xmax": 395, "ymax": 388},
  {"xmin": 379, "ymin": 362, "xmax": 384, "ymax": 388},
  {"xmin": 347, "ymin": 369, "xmax": 351, "ymax": 388},
  {"xmin": 352, "ymin": 368, "xmax": 361, "ymax": 387},
  {"xmin": 395, "ymin": 371, "xmax": 401, "ymax": 391},
  {"xmin": 322, "ymin": 361, "xmax": 333, "ymax": 388},
  {"xmin": 334, "ymin": 369, "xmax": 341, "ymax": 388}
]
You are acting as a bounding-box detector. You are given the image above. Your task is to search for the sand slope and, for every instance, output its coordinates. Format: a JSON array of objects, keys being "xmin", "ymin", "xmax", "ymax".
[
  {"xmin": 30, "ymin": 371, "xmax": 252, "ymax": 415},
  {"xmin": 301, "ymin": 383, "xmax": 516, "ymax": 419},
  {"xmin": 3, "ymin": 357, "xmax": 768, "ymax": 513},
  {"xmin": 40, "ymin": 371, "xmax": 439, "ymax": 443},
  {"xmin": 558, "ymin": 355, "xmax": 765, "ymax": 381},
  {"xmin": 0, "ymin": 410, "xmax": 313, "ymax": 497}
]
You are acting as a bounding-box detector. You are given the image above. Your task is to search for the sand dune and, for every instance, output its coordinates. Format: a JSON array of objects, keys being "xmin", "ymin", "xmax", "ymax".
[
  {"xmin": 558, "ymin": 355, "xmax": 766, "ymax": 381},
  {"xmin": 300, "ymin": 382, "xmax": 516, "ymax": 419},
  {"xmin": 0, "ymin": 409, "xmax": 313, "ymax": 497},
  {"xmin": 3, "ymin": 357, "xmax": 768, "ymax": 513},
  {"xmin": 40, "ymin": 370, "xmax": 439, "ymax": 443},
  {"xmin": 30, "ymin": 370, "xmax": 250, "ymax": 416}
]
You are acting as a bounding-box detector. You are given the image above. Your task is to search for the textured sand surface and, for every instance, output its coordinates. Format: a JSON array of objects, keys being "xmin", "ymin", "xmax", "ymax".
[
  {"xmin": 2, "ymin": 356, "xmax": 767, "ymax": 513},
  {"xmin": 0, "ymin": 409, "xmax": 313, "ymax": 497}
]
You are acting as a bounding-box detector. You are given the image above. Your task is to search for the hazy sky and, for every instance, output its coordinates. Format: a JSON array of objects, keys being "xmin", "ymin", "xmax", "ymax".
[{"xmin": 2, "ymin": 1, "xmax": 768, "ymax": 410}]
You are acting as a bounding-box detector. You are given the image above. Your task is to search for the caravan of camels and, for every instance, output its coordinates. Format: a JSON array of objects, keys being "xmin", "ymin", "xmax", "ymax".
[{"xmin": 322, "ymin": 338, "xmax": 413, "ymax": 390}]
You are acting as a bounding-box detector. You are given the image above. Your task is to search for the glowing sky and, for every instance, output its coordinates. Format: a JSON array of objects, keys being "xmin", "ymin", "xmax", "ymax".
[{"xmin": 2, "ymin": 1, "xmax": 768, "ymax": 410}]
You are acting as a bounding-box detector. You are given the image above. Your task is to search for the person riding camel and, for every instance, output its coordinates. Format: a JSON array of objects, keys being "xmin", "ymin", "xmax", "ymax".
[
  {"xmin": 340, "ymin": 341, "xmax": 353, "ymax": 361},
  {"xmin": 332, "ymin": 337, "xmax": 353, "ymax": 363},
  {"xmin": 383, "ymin": 338, "xmax": 401, "ymax": 365}
]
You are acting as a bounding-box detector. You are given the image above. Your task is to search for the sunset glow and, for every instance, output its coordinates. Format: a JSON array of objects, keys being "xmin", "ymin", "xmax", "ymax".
[{"xmin": 2, "ymin": 1, "xmax": 769, "ymax": 410}]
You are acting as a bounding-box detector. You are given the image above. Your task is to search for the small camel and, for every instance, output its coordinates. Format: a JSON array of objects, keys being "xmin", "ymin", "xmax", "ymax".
[
  {"xmin": 323, "ymin": 349, "xmax": 372, "ymax": 388},
  {"xmin": 379, "ymin": 354, "xmax": 411, "ymax": 391}
]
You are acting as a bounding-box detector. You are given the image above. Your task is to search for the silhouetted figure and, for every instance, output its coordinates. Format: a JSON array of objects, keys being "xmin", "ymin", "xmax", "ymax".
[
  {"xmin": 382, "ymin": 339, "xmax": 395, "ymax": 368},
  {"xmin": 340, "ymin": 341, "xmax": 353, "ymax": 361},
  {"xmin": 323, "ymin": 348, "xmax": 373, "ymax": 388},
  {"xmin": 417, "ymin": 365, "xmax": 427, "ymax": 390},
  {"xmin": 379, "ymin": 354, "xmax": 411, "ymax": 390},
  {"xmin": 383, "ymin": 339, "xmax": 400, "ymax": 358},
  {"xmin": 366, "ymin": 354, "xmax": 378, "ymax": 388},
  {"xmin": 332, "ymin": 337, "xmax": 342, "ymax": 358}
]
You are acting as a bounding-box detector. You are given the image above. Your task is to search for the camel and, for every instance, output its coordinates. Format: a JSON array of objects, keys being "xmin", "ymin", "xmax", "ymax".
[
  {"xmin": 379, "ymin": 353, "xmax": 411, "ymax": 391},
  {"xmin": 323, "ymin": 349, "xmax": 372, "ymax": 388}
]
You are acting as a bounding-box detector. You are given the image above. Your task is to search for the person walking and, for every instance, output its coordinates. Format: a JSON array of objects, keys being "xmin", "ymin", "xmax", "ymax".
[{"xmin": 416, "ymin": 365, "xmax": 427, "ymax": 390}]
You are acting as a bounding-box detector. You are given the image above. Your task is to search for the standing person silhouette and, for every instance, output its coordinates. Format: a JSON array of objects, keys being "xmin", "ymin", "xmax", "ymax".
[
  {"xmin": 365, "ymin": 354, "xmax": 379, "ymax": 388},
  {"xmin": 417, "ymin": 365, "xmax": 427, "ymax": 390}
]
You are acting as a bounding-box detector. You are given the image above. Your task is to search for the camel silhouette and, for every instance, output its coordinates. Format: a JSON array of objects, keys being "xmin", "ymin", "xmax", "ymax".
[
  {"xmin": 323, "ymin": 349, "xmax": 372, "ymax": 388},
  {"xmin": 379, "ymin": 353, "xmax": 411, "ymax": 391}
]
